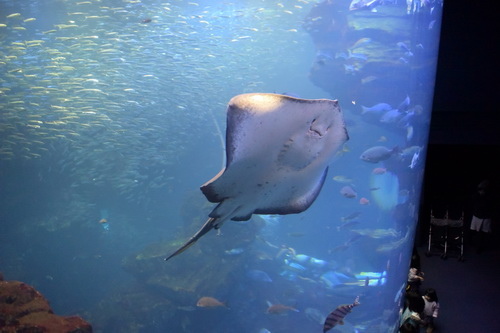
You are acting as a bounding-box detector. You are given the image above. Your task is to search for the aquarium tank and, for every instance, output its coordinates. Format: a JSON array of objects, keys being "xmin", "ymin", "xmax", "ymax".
[{"xmin": 0, "ymin": 0, "xmax": 442, "ymax": 332}]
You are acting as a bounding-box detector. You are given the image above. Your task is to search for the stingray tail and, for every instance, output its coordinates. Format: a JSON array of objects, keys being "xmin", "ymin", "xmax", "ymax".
[{"xmin": 164, "ymin": 217, "xmax": 218, "ymax": 262}]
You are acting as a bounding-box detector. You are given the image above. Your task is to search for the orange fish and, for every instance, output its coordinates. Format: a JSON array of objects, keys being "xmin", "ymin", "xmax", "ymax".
[
  {"xmin": 266, "ymin": 302, "xmax": 299, "ymax": 314},
  {"xmin": 99, "ymin": 218, "xmax": 108, "ymax": 224},
  {"xmin": 196, "ymin": 296, "xmax": 227, "ymax": 308},
  {"xmin": 372, "ymin": 167, "xmax": 387, "ymax": 175},
  {"xmin": 359, "ymin": 197, "xmax": 370, "ymax": 205}
]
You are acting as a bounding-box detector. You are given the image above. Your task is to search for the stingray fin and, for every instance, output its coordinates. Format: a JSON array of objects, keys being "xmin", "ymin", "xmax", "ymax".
[{"xmin": 164, "ymin": 217, "xmax": 218, "ymax": 261}]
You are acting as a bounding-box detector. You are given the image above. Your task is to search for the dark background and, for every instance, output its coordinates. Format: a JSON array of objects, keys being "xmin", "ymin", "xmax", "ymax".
[
  {"xmin": 421, "ymin": 0, "xmax": 498, "ymax": 238},
  {"xmin": 430, "ymin": 0, "xmax": 497, "ymax": 144},
  {"xmin": 418, "ymin": 5, "xmax": 499, "ymax": 332}
]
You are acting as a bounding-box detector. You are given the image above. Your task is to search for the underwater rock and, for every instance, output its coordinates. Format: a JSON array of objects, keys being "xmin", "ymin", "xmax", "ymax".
[
  {"xmin": 122, "ymin": 238, "xmax": 244, "ymax": 302},
  {"xmin": 122, "ymin": 215, "xmax": 259, "ymax": 302},
  {"xmin": 0, "ymin": 278, "xmax": 92, "ymax": 332},
  {"xmin": 305, "ymin": 1, "xmax": 412, "ymax": 105},
  {"xmin": 85, "ymin": 284, "xmax": 178, "ymax": 332}
]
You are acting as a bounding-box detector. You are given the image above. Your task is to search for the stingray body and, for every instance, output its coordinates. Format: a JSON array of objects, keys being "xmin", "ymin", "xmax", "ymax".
[{"xmin": 165, "ymin": 93, "xmax": 348, "ymax": 261}]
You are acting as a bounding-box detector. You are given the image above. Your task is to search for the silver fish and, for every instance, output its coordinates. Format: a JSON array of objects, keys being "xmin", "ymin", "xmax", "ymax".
[{"xmin": 360, "ymin": 146, "xmax": 399, "ymax": 163}]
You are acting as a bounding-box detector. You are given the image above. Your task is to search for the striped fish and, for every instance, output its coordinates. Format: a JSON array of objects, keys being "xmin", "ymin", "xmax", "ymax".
[{"xmin": 323, "ymin": 296, "xmax": 360, "ymax": 332}]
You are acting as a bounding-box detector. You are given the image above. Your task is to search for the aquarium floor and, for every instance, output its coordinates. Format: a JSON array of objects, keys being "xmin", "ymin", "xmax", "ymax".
[{"xmin": 417, "ymin": 231, "xmax": 500, "ymax": 332}]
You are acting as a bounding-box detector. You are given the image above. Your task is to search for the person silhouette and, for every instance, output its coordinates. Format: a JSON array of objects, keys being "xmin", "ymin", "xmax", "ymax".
[{"xmin": 469, "ymin": 179, "xmax": 494, "ymax": 253}]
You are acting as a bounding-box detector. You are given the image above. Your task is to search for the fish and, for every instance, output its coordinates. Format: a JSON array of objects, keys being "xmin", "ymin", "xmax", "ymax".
[
  {"xmin": 360, "ymin": 103, "xmax": 393, "ymax": 120},
  {"xmin": 372, "ymin": 167, "xmax": 387, "ymax": 175},
  {"xmin": 400, "ymin": 145, "xmax": 422, "ymax": 158},
  {"xmin": 292, "ymin": 254, "xmax": 310, "ymax": 263},
  {"xmin": 341, "ymin": 212, "xmax": 361, "ymax": 222},
  {"xmin": 308, "ymin": 257, "xmax": 328, "ymax": 268},
  {"xmin": 360, "ymin": 146, "xmax": 398, "ymax": 163},
  {"xmin": 350, "ymin": 228, "xmax": 399, "ymax": 239},
  {"xmin": 397, "ymin": 95, "xmax": 411, "ymax": 112},
  {"xmin": 266, "ymin": 302, "xmax": 299, "ymax": 314},
  {"xmin": 340, "ymin": 185, "xmax": 357, "ymax": 198},
  {"xmin": 323, "ymin": 296, "xmax": 360, "ymax": 332},
  {"xmin": 397, "ymin": 109, "xmax": 416, "ymax": 129},
  {"xmin": 165, "ymin": 93, "xmax": 348, "ymax": 261},
  {"xmin": 359, "ymin": 197, "xmax": 370, "ymax": 205},
  {"xmin": 348, "ymin": 38, "xmax": 372, "ymax": 50},
  {"xmin": 337, "ymin": 220, "xmax": 360, "ymax": 231},
  {"xmin": 247, "ymin": 269, "xmax": 273, "ymax": 282},
  {"xmin": 347, "ymin": 51, "xmax": 368, "ymax": 61},
  {"xmin": 397, "ymin": 42, "xmax": 411, "ymax": 52},
  {"xmin": 283, "ymin": 260, "xmax": 306, "ymax": 272},
  {"xmin": 361, "ymin": 75, "xmax": 377, "ymax": 84},
  {"xmin": 6, "ymin": 13, "xmax": 22, "ymax": 19},
  {"xmin": 224, "ymin": 247, "xmax": 244, "ymax": 255},
  {"xmin": 376, "ymin": 227, "xmax": 410, "ymax": 252},
  {"xmin": 349, "ymin": 0, "xmax": 381, "ymax": 12},
  {"xmin": 380, "ymin": 109, "xmax": 405, "ymax": 124},
  {"xmin": 196, "ymin": 296, "xmax": 228, "ymax": 308},
  {"xmin": 409, "ymin": 150, "xmax": 420, "ymax": 169},
  {"xmin": 332, "ymin": 175, "xmax": 353, "ymax": 183},
  {"xmin": 275, "ymin": 246, "xmax": 296, "ymax": 259},
  {"xmin": 320, "ymin": 271, "xmax": 354, "ymax": 288}
]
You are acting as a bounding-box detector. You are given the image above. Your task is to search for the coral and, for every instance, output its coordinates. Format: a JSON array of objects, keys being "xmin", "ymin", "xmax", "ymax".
[{"xmin": 0, "ymin": 278, "xmax": 92, "ymax": 332}]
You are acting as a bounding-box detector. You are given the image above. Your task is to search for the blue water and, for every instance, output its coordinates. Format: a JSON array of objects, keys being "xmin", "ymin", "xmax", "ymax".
[{"xmin": 0, "ymin": 0, "xmax": 442, "ymax": 332}]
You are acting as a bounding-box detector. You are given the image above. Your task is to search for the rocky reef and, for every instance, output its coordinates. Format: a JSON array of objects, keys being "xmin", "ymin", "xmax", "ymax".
[
  {"xmin": 85, "ymin": 215, "xmax": 262, "ymax": 331},
  {"xmin": 122, "ymin": 216, "xmax": 259, "ymax": 300},
  {"xmin": 0, "ymin": 274, "xmax": 92, "ymax": 332}
]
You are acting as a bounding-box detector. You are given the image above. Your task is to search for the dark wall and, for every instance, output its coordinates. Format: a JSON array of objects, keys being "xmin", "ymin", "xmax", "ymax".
[
  {"xmin": 421, "ymin": 0, "xmax": 498, "ymax": 235},
  {"xmin": 430, "ymin": 0, "xmax": 497, "ymax": 145},
  {"xmin": 417, "ymin": 144, "xmax": 500, "ymax": 245}
]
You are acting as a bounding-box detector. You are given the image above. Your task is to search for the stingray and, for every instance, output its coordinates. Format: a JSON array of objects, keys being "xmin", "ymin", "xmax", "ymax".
[{"xmin": 165, "ymin": 93, "xmax": 348, "ymax": 261}]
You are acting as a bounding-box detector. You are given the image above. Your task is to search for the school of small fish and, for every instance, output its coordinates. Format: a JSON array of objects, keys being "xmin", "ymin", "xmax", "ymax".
[{"xmin": 0, "ymin": 0, "xmax": 310, "ymax": 206}]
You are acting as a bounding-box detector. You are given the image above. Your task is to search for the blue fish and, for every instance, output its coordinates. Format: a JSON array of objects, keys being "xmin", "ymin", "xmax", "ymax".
[
  {"xmin": 380, "ymin": 109, "xmax": 405, "ymax": 124},
  {"xmin": 348, "ymin": 52, "xmax": 368, "ymax": 61},
  {"xmin": 361, "ymin": 103, "xmax": 393, "ymax": 119},
  {"xmin": 397, "ymin": 41, "xmax": 411, "ymax": 52},
  {"xmin": 349, "ymin": 0, "xmax": 381, "ymax": 12},
  {"xmin": 320, "ymin": 271, "xmax": 355, "ymax": 288},
  {"xmin": 284, "ymin": 259, "xmax": 306, "ymax": 272},
  {"xmin": 397, "ymin": 109, "xmax": 416, "ymax": 128},
  {"xmin": 247, "ymin": 269, "xmax": 272, "ymax": 282},
  {"xmin": 308, "ymin": 257, "xmax": 328, "ymax": 268},
  {"xmin": 397, "ymin": 95, "xmax": 411, "ymax": 112}
]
